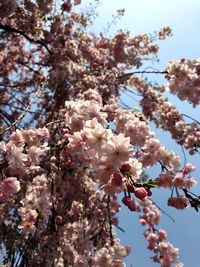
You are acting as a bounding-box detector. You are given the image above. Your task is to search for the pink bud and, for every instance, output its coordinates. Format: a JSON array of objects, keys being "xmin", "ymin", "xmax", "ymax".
[
  {"xmin": 122, "ymin": 197, "xmax": 131, "ymax": 206},
  {"xmin": 111, "ymin": 172, "xmax": 123, "ymax": 187},
  {"xmin": 50, "ymin": 156, "xmax": 57, "ymax": 164},
  {"xmin": 122, "ymin": 197, "xmax": 137, "ymax": 211},
  {"xmin": 127, "ymin": 184, "xmax": 135, "ymax": 193},
  {"xmin": 121, "ymin": 163, "xmax": 131, "ymax": 172},
  {"xmin": 134, "ymin": 187, "xmax": 148, "ymax": 199}
]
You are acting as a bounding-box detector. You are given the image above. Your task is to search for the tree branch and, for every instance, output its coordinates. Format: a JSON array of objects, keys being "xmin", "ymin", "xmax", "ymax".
[
  {"xmin": 0, "ymin": 81, "xmax": 45, "ymax": 136},
  {"xmin": 0, "ymin": 23, "xmax": 52, "ymax": 54},
  {"xmin": 117, "ymin": 70, "xmax": 168, "ymax": 81}
]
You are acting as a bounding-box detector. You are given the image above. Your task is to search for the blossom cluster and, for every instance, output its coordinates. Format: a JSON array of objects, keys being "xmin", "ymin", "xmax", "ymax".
[
  {"xmin": 130, "ymin": 83, "xmax": 200, "ymax": 154},
  {"xmin": 0, "ymin": 176, "xmax": 20, "ymax": 201},
  {"xmin": 0, "ymin": 0, "xmax": 199, "ymax": 266},
  {"xmin": 156, "ymin": 162, "xmax": 196, "ymax": 189},
  {"xmin": 141, "ymin": 199, "xmax": 183, "ymax": 267},
  {"xmin": 63, "ymin": 93, "xmax": 184, "ymax": 266},
  {"xmin": 166, "ymin": 59, "xmax": 200, "ymax": 106},
  {"xmin": 0, "ymin": 128, "xmax": 49, "ymax": 175},
  {"xmin": 0, "ymin": 76, "xmax": 186, "ymax": 267},
  {"xmin": 19, "ymin": 174, "xmax": 52, "ymax": 235}
]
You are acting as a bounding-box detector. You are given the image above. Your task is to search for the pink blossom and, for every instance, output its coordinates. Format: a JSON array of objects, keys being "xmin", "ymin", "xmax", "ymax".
[
  {"xmin": 186, "ymin": 177, "xmax": 197, "ymax": 188},
  {"xmin": 183, "ymin": 162, "xmax": 195, "ymax": 174},
  {"xmin": 156, "ymin": 172, "xmax": 174, "ymax": 188},
  {"xmin": 6, "ymin": 144, "xmax": 27, "ymax": 169},
  {"xmin": 172, "ymin": 173, "xmax": 186, "ymax": 188},
  {"xmin": 121, "ymin": 163, "xmax": 131, "ymax": 172},
  {"xmin": 18, "ymin": 209, "xmax": 38, "ymax": 235},
  {"xmin": 0, "ymin": 1, "xmax": 197, "ymax": 265},
  {"xmin": 157, "ymin": 229, "xmax": 167, "ymax": 242},
  {"xmin": 10, "ymin": 129, "xmax": 24, "ymax": 145},
  {"xmin": 95, "ymin": 163, "xmax": 115, "ymax": 184},
  {"xmin": 1, "ymin": 177, "xmax": 20, "ymax": 197},
  {"xmin": 168, "ymin": 196, "xmax": 189, "ymax": 209},
  {"xmin": 122, "ymin": 197, "xmax": 137, "ymax": 211},
  {"xmin": 103, "ymin": 133, "xmax": 134, "ymax": 167},
  {"xmin": 68, "ymin": 131, "xmax": 86, "ymax": 152},
  {"xmin": 127, "ymin": 184, "xmax": 135, "ymax": 193},
  {"xmin": 84, "ymin": 119, "xmax": 111, "ymax": 150}
]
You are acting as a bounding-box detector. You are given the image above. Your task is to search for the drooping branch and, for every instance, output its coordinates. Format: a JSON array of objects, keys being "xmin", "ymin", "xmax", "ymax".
[
  {"xmin": 182, "ymin": 113, "xmax": 200, "ymax": 126},
  {"xmin": 0, "ymin": 23, "xmax": 52, "ymax": 54}
]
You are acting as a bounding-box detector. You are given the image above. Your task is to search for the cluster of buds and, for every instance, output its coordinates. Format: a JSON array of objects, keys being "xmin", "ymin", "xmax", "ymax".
[{"xmin": 122, "ymin": 183, "xmax": 153, "ymax": 211}]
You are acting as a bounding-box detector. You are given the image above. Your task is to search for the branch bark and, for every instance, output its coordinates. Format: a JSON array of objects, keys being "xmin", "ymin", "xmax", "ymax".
[{"xmin": 0, "ymin": 23, "xmax": 52, "ymax": 54}]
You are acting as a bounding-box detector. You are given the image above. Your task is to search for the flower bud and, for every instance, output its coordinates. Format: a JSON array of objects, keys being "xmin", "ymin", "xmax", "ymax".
[
  {"xmin": 111, "ymin": 172, "xmax": 123, "ymax": 187},
  {"xmin": 134, "ymin": 187, "xmax": 148, "ymax": 199}
]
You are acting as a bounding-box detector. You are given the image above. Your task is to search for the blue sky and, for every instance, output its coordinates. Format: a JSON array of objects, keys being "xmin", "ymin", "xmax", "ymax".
[{"xmin": 82, "ymin": 1, "xmax": 200, "ymax": 266}]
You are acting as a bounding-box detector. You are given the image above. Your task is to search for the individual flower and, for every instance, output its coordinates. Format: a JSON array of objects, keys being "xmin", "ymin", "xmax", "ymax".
[
  {"xmin": 6, "ymin": 144, "xmax": 27, "ymax": 169},
  {"xmin": 102, "ymin": 133, "xmax": 134, "ymax": 168},
  {"xmin": 183, "ymin": 162, "xmax": 195, "ymax": 174},
  {"xmin": 10, "ymin": 129, "xmax": 24, "ymax": 145},
  {"xmin": 185, "ymin": 177, "xmax": 197, "ymax": 188},
  {"xmin": 0, "ymin": 177, "xmax": 20, "ymax": 198},
  {"xmin": 84, "ymin": 118, "xmax": 111, "ymax": 150},
  {"xmin": 123, "ymin": 158, "xmax": 143, "ymax": 181},
  {"xmin": 18, "ymin": 209, "xmax": 38, "ymax": 235}
]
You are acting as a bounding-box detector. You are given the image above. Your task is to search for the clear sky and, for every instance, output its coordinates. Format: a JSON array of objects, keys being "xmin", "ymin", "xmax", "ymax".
[{"xmin": 81, "ymin": 1, "xmax": 200, "ymax": 266}]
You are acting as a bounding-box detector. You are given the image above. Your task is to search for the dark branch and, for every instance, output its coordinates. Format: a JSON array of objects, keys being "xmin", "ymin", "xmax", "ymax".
[
  {"xmin": 19, "ymin": 61, "xmax": 41, "ymax": 75},
  {"xmin": 182, "ymin": 113, "xmax": 200, "ymax": 126},
  {"xmin": 117, "ymin": 70, "xmax": 168, "ymax": 81},
  {"xmin": 0, "ymin": 23, "xmax": 52, "ymax": 54}
]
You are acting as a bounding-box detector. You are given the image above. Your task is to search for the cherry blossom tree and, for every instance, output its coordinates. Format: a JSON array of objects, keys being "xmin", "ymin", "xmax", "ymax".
[{"xmin": 0, "ymin": 1, "xmax": 199, "ymax": 266}]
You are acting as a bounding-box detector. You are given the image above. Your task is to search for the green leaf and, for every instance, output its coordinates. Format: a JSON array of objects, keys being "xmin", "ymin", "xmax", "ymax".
[{"xmin": 146, "ymin": 179, "xmax": 158, "ymax": 188}]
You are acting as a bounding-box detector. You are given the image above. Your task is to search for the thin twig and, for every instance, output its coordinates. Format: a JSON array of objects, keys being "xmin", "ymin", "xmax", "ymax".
[
  {"xmin": 180, "ymin": 145, "xmax": 187, "ymax": 166},
  {"xmin": 182, "ymin": 113, "xmax": 200, "ymax": 126},
  {"xmin": 119, "ymin": 97, "xmax": 132, "ymax": 109},
  {"xmin": 0, "ymin": 82, "xmax": 44, "ymax": 136},
  {"xmin": 115, "ymin": 224, "xmax": 125, "ymax": 233},
  {"xmin": 19, "ymin": 61, "xmax": 41, "ymax": 75},
  {"xmin": 117, "ymin": 70, "xmax": 168, "ymax": 80},
  {"xmin": 45, "ymin": 119, "xmax": 65, "ymax": 127},
  {"xmin": 151, "ymin": 199, "xmax": 175, "ymax": 223}
]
